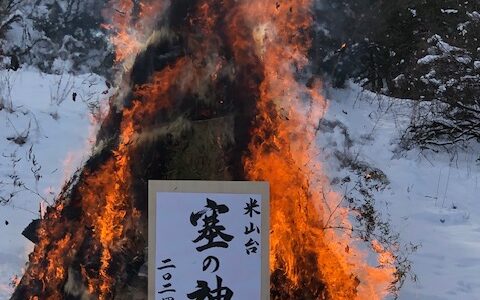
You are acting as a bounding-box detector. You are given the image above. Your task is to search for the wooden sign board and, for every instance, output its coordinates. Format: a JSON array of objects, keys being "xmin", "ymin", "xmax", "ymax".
[{"xmin": 148, "ymin": 180, "xmax": 270, "ymax": 300}]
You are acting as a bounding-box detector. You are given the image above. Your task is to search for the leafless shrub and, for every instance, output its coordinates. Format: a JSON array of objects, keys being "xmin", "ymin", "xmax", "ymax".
[
  {"xmin": 5, "ymin": 118, "xmax": 30, "ymax": 145},
  {"xmin": 0, "ymin": 143, "xmax": 46, "ymax": 208},
  {"xmin": 401, "ymin": 99, "xmax": 480, "ymax": 151},
  {"xmin": 50, "ymin": 73, "xmax": 75, "ymax": 105}
]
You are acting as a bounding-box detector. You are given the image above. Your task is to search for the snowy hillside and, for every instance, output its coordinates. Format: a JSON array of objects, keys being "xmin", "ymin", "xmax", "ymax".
[
  {"xmin": 318, "ymin": 82, "xmax": 480, "ymax": 300},
  {"xmin": 2, "ymin": 73, "xmax": 479, "ymax": 299},
  {"xmin": 0, "ymin": 68, "xmax": 108, "ymax": 298},
  {"xmin": 1, "ymin": 0, "xmax": 480, "ymax": 298}
]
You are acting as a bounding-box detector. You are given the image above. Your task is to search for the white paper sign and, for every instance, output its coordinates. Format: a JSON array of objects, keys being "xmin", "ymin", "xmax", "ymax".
[{"xmin": 149, "ymin": 181, "xmax": 269, "ymax": 300}]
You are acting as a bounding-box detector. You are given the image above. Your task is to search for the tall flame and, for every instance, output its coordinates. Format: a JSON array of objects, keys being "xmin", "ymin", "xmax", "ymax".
[
  {"xmin": 234, "ymin": 2, "xmax": 395, "ymax": 298},
  {"xmin": 14, "ymin": 0, "xmax": 396, "ymax": 299}
]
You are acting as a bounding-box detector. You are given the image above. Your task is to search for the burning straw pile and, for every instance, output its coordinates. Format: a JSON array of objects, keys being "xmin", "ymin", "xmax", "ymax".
[{"xmin": 12, "ymin": 1, "xmax": 395, "ymax": 299}]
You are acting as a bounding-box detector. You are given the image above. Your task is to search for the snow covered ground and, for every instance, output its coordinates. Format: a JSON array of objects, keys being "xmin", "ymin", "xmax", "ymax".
[
  {"xmin": 1, "ymin": 69, "xmax": 479, "ymax": 300},
  {"xmin": 318, "ymin": 82, "xmax": 480, "ymax": 300},
  {"xmin": 0, "ymin": 68, "xmax": 108, "ymax": 298}
]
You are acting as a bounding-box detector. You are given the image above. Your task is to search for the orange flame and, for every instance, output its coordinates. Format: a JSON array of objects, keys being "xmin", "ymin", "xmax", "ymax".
[
  {"xmin": 77, "ymin": 59, "xmax": 185, "ymax": 297},
  {"xmin": 234, "ymin": 1, "xmax": 395, "ymax": 299},
  {"xmin": 16, "ymin": 1, "xmax": 396, "ymax": 299},
  {"xmin": 102, "ymin": 0, "xmax": 165, "ymax": 64}
]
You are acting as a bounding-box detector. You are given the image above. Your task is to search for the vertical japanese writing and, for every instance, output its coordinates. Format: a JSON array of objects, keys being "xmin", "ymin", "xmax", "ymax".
[
  {"xmin": 157, "ymin": 258, "xmax": 176, "ymax": 299},
  {"xmin": 188, "ymin": 198, "xmax": 235, "ymax": 300},
  {"xmin": 244, "ymin": 198, "xmax": 261, "ymax": 255}
]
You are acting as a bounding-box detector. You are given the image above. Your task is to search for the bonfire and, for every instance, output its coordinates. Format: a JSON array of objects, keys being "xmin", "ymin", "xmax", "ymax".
[{"xmin": 12, "ymin": 1, "xmax": 395, "ymax": 299}]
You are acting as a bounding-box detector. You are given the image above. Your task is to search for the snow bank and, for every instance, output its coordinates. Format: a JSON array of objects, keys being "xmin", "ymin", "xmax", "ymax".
[
  {"xmin": 318, "ymin": 82, "xmax": 480, "ymax": 299},
  {"xmin": 0, "ymin": 68, "xmax": 108, "ymax": 298}
]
